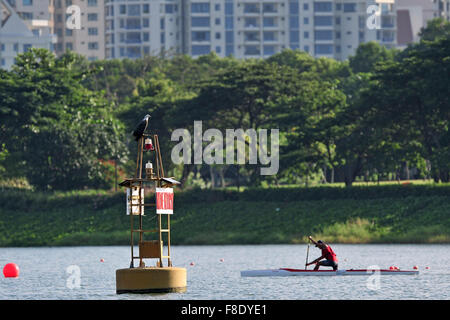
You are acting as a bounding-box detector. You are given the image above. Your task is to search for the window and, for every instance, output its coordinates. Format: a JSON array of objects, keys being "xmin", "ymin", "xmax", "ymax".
[
  {"xmin": 215, "ymin": 4, "xmax": 220, "ymax": 11},
  {"xmin": 336, "ymin": 3, "xmax": 342, "ymax": 11},
  {"xmin": 56, "ymin": 14, "xmax": 62, "ymax": 23},
  {"xmin": 289, "ymin": 2, "xmax": 299, "ymax": 15},
  {"xmin": 0, "ymin": 44, "xmax": 4, "ymax": 51},
  {"xmin": 23, "ymin": 44, "xmax": 32, "ymax": 52},
  {"xmin": 290, "ymin": 44, "xmax": 299, "ymax": 50},
  {"xmin": 244, "ymin": 45, "xmax": 260, "ymax": 55},
  {"xmin": 88, "ymin": 42, "xmax": 99, "ymax": 50},
  {"xmin": 225, "ymin": 17, "xmax": 233, "ymax": 29},
  {"xmin": 192, "ymin": 31, "xmax": 210, "ymax": 41},
  {"xmin": 244, "ymin": 3, "xmax": 259, "ymax": 13},
  {"xmin": 87, "ymin": 0, "xmax": 97, "ymax": 7},
  {"xmin": 127, "ymin": 18, "xmax": 141, "ymax": 29},
  {"xmin": 119, "ymin": 5, "xmax": 126, "ymax": 14},
  {"xmin": 191, "ymin": 3, "xmax": 210, "ymax": 13},
  {"xmin": 128, "ymin": 5, "xmax": 140, "ymax": 16},
  {"xmin": 314, "ymin": 2, "xmax": 332, "ymax": 12},
  {"xmin": 263, "ymin": 3, "xmax": 276, "ymax": 13},
  {"xmin": 215, "ymin": 18, "xmax": 220, "ymax": 25},
  {"xmin": 143, "ymin": 18, "xmax": 149, "ymax": 28},
  {"xmin": 126, "ymin": 33, "xmax": 141, "ymax": 44},
  {"xmin": 290, "ymin": 17, "xmax": 299, "ymax": 29},
  {"xmin": 215, "ymin": 32, "xmax": 221, "ymax": 39},
  {"xmin": 192, "ymin": 45, "xmax": 210, "ymax": 55},
  {"xmin": 65, "ymin": 42, "xmax": 73, "ymax": 50},
  {"xmin": 289, "ymin": 31, "xmax": 299, "ymax": 42},
  {"xmin": 143, "ymin": 32, "xmax": 149, "ymax": 42},
  {"xmin": 343, "ymin": 3, "xmax": 356, "ymax": 13},
  {"xmin": 21, "ymin": 12, "xmax": 33, "ymax": 20},
  {"xmin": 226, "ymin": 45, "xmax": 234, "ymax": 56},
  {"xmin": 304, "ymin": 31, "xmax": 309, "ymax": 39},
  {"xmin": 87, "ymin": 13, "xmax": 98, "ymax": 21},
  {"xmin": 303, "ymin": 17, "xmax": 309, "ymax": 25},
  {"xmin": 264, "ymin": 45, "xmax": 275, "ymax": 55},
  {"xmin": 66, "ymin": 28, "xmax": 73, "ymax": 36},
  {"xmin": 1, "ymin": 58, "xmax": 5, "ymax": 67},
  {"xmin": 127, "ymin": 47, "xmax": 141, "ymax": 58},
  {"xmin": 263, "ymin": 17, "xmax": 276, "ymax": 27},
  {"xmin": 244, "ymin": 18, "xmax": 258, "ymax": 28},
  {"xmin": 315, "ymin": 44, "xmax": 333, "ymax": 54},
  {"xmin": 315, "ymin": 30, "xmax": 333, "ymax": 40},
  {"xmin": 88, "ymin": 27, "xmax": 98, "ymax": 36},
  {"xmin": 244, "ymin": 31, "xmax": 259, "ymax": 41},
  {"xmin": 143, "ymin": 4, "xmax": 149, "ymax": 14},
  {"xmin": 226, "ymin": 31, "xmax": 234, "ymax": 43},
  {"xmin": 303, "ymin": 3, "xmax": 309, "ymax": 10},
  {"xmin": 314, "ymin": 16, "xmax": 333, "ymax": 26},
  {"xmin": 191, "ymin": 17, "xmax": 210, "ymax": 27},
  {"xmin": 264, "ymin": 31, "xmax": 275, "ymax": 41},
  {"xmin": 165, "ymin": 4, "xmax": 175, "ymax": 13},
  {"xmin": 13, "ymin": 43, "xmax": 18, "ymax": 52},
  {"xmin": 23, "ymin": 0, "xmax": 32, "ymax": 6},
  {"xmin": 225, "ymin": 3, "xmax": 233, "ymax": 15},
  {"xmin": 215, "ymin": 46, "xmax": 221, "ymax": 53}
]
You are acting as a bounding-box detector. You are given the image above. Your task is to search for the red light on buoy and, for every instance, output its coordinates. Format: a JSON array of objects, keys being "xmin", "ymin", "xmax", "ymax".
[
  {"xmin": 389, "ymin": 266, "xmax": 394, "ymax": 270},
  {"xmin": 3, "ymin": 263, "xmax": 20, "ymax": 278},
  {"xmin": 413, "ymin": 266, "xmax": 418, "ymax": 270},
  {"xmin": 190, "ymin": 262, "xmax": 195, "ymax": 266},
  {"xmin": 100, "ymin": 258, "xmax": 105, "ymax": 262},
  {"xmin": 219, "ymin": 258, "xmax": 224, "ymax": 262},
  {"xmin": 144, "ymin": 138, "xmax": 154, "ymax": 151},
  {"xmin": 425, "ymin": 266, "xmax": 430, "ymax": 270}
]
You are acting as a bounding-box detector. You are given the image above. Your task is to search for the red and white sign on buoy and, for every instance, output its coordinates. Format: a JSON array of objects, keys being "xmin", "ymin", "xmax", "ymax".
[{"xmin": 156, "ymin": 188, "xmax": 174, "ymax": 214}]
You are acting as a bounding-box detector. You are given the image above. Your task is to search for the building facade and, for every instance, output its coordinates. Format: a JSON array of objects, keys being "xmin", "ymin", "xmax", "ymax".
[
  {"xmin": 53, "ymin": 0, "xmax": 105, "ymax": 61},
  {"xmin": 178, "ymin": 0, "xmax": 397, "ymax": 60},
  {"xmin": 0, "ymin": 0, "xmax": 55, "ymax": 69},
  {"xmin": 105, "ymin": 0, "xmax": 181, "ymax": 59}
]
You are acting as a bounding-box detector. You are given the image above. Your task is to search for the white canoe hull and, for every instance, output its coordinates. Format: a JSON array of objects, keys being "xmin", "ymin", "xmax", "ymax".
[{"xmin": 241, "ymin": 268, "xmax": 419, "ymax": 277}]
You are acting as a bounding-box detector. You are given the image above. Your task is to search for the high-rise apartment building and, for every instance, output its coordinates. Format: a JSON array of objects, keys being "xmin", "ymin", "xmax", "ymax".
[
  {"xmin": 5, "ymin": 1, "xmax": 448, "ymax": 66},
  {"xmin": 103, "ymin": 0, "xmax": 396, "ymax": 61},
  {"xmin": 53, "ymin": 0, "xmax": 105, "ymax": 61},
  {"xmin": 105, "ymin": 0, "xmax": 181, "ymax": 59},
  {"xmin": 180, "ymin": 0, "xmax": 397, "ymax": 60},
  {"xmin": 0, "ymin": 0, "xmax": 55, "ymax": 69}
]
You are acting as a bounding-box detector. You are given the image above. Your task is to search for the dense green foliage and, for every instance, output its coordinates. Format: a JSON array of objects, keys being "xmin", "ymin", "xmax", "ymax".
[
  {"xmin": 0, "ymin": 186, "xmax": 449, "ymax": 246},
  {"xmin": 1, "ymin": 19, "xmax": 449, "ymax": 191}
]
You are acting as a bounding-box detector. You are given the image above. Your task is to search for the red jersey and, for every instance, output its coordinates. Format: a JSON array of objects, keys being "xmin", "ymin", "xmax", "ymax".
[{"xmin": 322, "ymin": 245, "xmax": 338, "ymax": 262}]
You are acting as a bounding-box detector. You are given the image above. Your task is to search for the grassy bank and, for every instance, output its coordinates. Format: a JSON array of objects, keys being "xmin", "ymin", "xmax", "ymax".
[{"xmin": 0, "ymin": 185, "xmax": 449, "ymax": 246}]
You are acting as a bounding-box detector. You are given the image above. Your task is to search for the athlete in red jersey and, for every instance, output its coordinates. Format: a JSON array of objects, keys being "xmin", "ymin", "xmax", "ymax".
[{"xmin": 306, "ymin": 236, "xmax": 338, "ymax": 271}]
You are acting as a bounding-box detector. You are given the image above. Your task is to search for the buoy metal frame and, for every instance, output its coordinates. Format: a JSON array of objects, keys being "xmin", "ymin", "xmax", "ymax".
[{"xmin": 116, "ymin": 133, "xmax": 186, "ymax": 294}]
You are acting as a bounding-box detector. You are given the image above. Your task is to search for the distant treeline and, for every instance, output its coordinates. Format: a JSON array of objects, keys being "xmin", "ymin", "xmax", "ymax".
[
  {"xmin": 0, "ymin": 185, "xmax": 449, "ymax": 246},
  {"xmin": 1, "ymin": 18, "xmax": 449, "ymax": 191}
]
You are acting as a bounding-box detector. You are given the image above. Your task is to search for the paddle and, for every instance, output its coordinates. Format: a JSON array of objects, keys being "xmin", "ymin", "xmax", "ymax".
[{"xmin": 305, "ymin": 237, "xmax": 311, "ymax": 270}]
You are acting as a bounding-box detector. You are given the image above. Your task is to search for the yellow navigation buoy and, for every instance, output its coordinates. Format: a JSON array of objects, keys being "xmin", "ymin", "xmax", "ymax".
[{"xmin": 116, "ymin": 125, "xmax": 186, "ymax": 294}]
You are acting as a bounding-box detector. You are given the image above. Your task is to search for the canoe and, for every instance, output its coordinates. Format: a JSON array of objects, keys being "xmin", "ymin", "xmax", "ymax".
[{"xmin": 240, "ymin": 268, "xmax": 419, "ymax": 277}]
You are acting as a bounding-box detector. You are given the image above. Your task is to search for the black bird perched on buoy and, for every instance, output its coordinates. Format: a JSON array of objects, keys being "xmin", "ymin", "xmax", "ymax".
[{"xmin": 132, "ymin": 114, "xmax": 151, "ymax": 141}]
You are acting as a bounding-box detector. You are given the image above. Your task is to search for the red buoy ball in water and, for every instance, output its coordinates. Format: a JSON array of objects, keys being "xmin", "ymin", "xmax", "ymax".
[{"xmin": 3, "ymin": 263, "xmax": 20, "ymax": 278}]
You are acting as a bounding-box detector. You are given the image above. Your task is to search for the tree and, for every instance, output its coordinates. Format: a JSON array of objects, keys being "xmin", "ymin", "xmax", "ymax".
[{"xmin": 0, "ymin": 49, "xmax": 128, "ymax": 190}]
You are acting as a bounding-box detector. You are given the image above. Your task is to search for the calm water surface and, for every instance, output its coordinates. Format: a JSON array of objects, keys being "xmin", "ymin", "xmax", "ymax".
[{"xmin": 0, "ymin": 244, "xmax": 449, "ymax": 300}]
